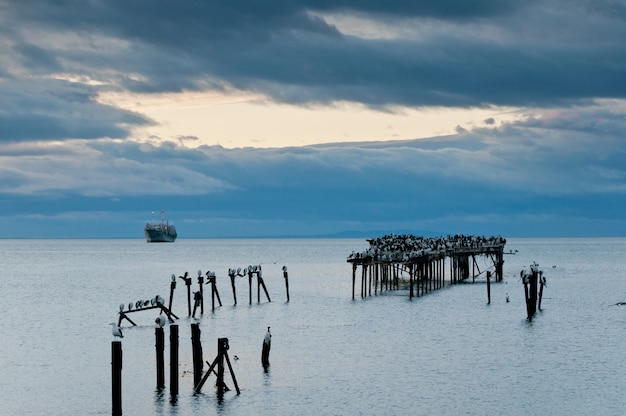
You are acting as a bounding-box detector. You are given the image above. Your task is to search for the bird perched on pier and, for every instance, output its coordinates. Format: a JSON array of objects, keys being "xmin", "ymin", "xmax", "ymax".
[
  {"xmin": 264, "ymin": 326, "xmax": 271, "ymax": 346},
  {"xmin": 110, "ymin": 322, "xmax": 123, "ymax": 339},
  {"xmin": 155, "ymin": 315, "xmax": 166, "ymax": 328}
]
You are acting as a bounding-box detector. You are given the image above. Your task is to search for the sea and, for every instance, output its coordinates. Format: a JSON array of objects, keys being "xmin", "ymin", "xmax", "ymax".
[{"xmin": 1, "ymin": 237, "xmax": 625, "ymax": 415}]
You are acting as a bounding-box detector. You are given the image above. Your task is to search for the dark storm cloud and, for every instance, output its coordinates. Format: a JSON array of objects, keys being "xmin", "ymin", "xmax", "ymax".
[{"xmin": 3, "ymin": 0, "xmax": 626, "ymax": 110}]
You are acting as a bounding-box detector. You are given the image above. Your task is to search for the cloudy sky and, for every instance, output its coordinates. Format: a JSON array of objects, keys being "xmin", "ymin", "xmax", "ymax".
[{"xmin": 1, "ymin": 0, "xmax": 625, "ymax": 238}]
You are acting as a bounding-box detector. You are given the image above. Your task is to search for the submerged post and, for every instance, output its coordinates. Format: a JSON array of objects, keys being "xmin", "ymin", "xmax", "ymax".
[
  {"xmin": 168, "ymin": 274, "xmax": 176, "ymax": 314},
  {"xmin": 170, "ymin": 324, "xmax": 179, "ymax": 396},
  {"xmin": 191, "ymin": 323, "xmax": 203, "ymax": 388},
  {"xmin": 261, "ymin": 326, "xmax": 271, "ymax": 370},
  {"xmin": 538, "ymin": 273, "xmax": 546, "ymax": 311},
  {"xmin": 155, "ymin": 327, "xmax": 165, "ymax": 389},
  {"xmin": 229, "ymin": 269, "xmax": 238, "ymax": 305},
  {"xmin": 198, "ymin": 271, "xmax": 205, "ymax": 314},
  {"xmin": 112, "ymin": 341, "xmax": 122, "ymax": 416},
  {"xmin": 486, "ymin": 271, "xmax": 491, "ymax": 305},
  {"xmin": 283, "ymin": 266, "xmax": 290, "ymax": 302}
]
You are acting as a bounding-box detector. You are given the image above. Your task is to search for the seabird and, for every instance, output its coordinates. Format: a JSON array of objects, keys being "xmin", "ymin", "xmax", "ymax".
[
  {"xmin": 155, "ymin": 315, "xmax": 166, "ymax": 328},
  {"xmin": 110, "ymin": 323, "xmax": 123, "ymax": 339},
  {"xmin": 506, "ymin": 293, "xmax": 510, "ymax": 303},
  {"xmin": 264, "ymin": 326, "xmax": 271, "ymax": 346}
]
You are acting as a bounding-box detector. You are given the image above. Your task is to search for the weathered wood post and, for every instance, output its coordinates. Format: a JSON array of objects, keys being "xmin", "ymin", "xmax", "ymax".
[
  {"xmin": 258, "ymin": 269, "xmax": 271, "ymax": 303},
  {"xmin": 523, "ymin": 271, "xmax": 531, "ymax": 320},
  {"xmin": 197, "ymin": 271, "xmax": 205, "ymax": 315},
  {"xmin": 155, "ymin": 327, "xmax": 165, "ymax": 389},
  {"xmin": 179, "ymin": 272, "xmax": 192, "ymax": 317},
  {"xmin": 283, "ymin": 266, "xmax": 290, "ymax": 302},
  {"xmin": 112, "ymin": 341, "xmax": 122, "ymax": 416},
  {"xmin": 248, "ymin": 268, "xmax": 253, "ymax": 304},
  {"xmin": 192, "ymin": 291, "xmax": 201, "ymax": 317},
  {"xmin": 486, "ymin": 271, "xmax": 491, "ymax": 305},
  {"xmin": 191, "ymin": 323, "xmax": 203, "ymax": 388},
  {"xmin": 538, "ymin": 272, "xmax": 546, "ymax": 311},
  {"xmin": 229, "ymin": 269, "xmax": 238, "ymax": 305},
  {"xmin": 170, "ymin": 324, "xmax": 179, "ymax": 396},
  {"xmin": 209, "ymin": 271, "xmax": 222, "ymax": 308},
  {"xmin": 529, "ymin": 264, "xmax": 538, "ymax": 318},
  {"xmin": 217, "ymin": 337, "xmax": 227, "ymax": 395},
  {"xmin": 409, "ymin": 263, "xmax": 414, "ymax": 299},
  {"xmin": 351, "ymin": 263, "xmax": 356, "ymax": 300},
  {"xmin": 261, "ymin": 327, "xmax": 271, "ymax": 370},
  {"xmin": 168, "ymin": 274, "xmax": 176, "ymax": 313}
]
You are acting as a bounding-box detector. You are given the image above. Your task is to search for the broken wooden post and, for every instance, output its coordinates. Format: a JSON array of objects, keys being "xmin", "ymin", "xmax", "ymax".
[
  {"xmin": 283, "ymin": 266, "xmax": 290, "ymax": 302},
  {"xmin": 179, "ymin": 272, "xmax": 192, "ymax": 317},
  {"xmin": 112, "ymin": 341, "xmax": 122, "ymax": 416},
  {"xmin": 194, "ymin": 337, "xmax": 240, "ymax": 395},
  {"xmin": 486, "ymin": 271, "xmax": 491, "ymax": 305},
  {"xmin": 538, "ymin": 273, "xmax": 546, "ymax": 311},
  {"xmin": 248, "ymin": 268, "xmax": 253, "ymax": 304},
  {"xmin": 191, "ymin": 323, "xmax": 203, "ymax": 388},
  {"xmin": 258, "ymin": 268, "xmax": 271, "ymax": 303},
  {"xmin": 155, "ymin": 327, "xmax": 165, "ymax": 389},
  {"xmin": 197, "ymin": 270, "xmax": 205, "ymax": 314},
  {"xmin": 229, "ymin": 268, "xmax": 237, "ymax": 305},
  {"xmin": 168, "ymin": 274, "xmax": 176, "ymax": 313},
  {"xmin": 262, "ymin": 326, "xmax": 271, "ymax": 370},
  {"xmin": 192, "ymin": 291, "xmax": 202, "ymax": 317},
  {"xmin": 170, "ymin": 324, "xmax": 179, "ymax": 396}
]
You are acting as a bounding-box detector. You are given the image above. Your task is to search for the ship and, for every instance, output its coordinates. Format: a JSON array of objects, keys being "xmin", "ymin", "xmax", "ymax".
[{"xmin": 144, "ymin": 211, "xmax": 177, "ymax": 243}]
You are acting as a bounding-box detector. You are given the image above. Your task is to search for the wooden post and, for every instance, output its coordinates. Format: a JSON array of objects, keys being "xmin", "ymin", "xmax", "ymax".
[
  {"xmin": 155, "ymin": 327, "xmax": 165, "ymax": 389},
  {"xmin": 112, "ymin": 341, "xmax": 122, "ymax": 416},
  {"xmin": 179, "ymin": 272, "xmax": 192, "ymax": 317},
  {"xmin": 217, "ymin": 337, "xmax": 226, "ymax": 396},
  {"xmin": 409, "ymin": 264, "xmax": 414, "ymax": 299},
  {"xmin": 197, "ymin": 271, "xmax": 205, "ymax": 315},
  {"xmin": 538, "ymin": 272, "xmax": 545, "ymax": 311},
  {"xmin": 258, "ymin": 271, "xmax": 271, "ymax": 303},
  {"xmin": 248, "ymin": 270, "xmax": 253, "ymax": 304},
  {"xmin": 170, "ymin": 324, "xmax": 179, "ymax": 396},
  {"xmin": 261, "ymin": 327, "xmax": 271, "ymax": 370},
  {"xmin": 351, "ymin": 263, "xmax": 356, "ymax": 300},
  {"xmin": 168, "ymin": 275, "xmax": 176, "ymax": 315},
  {"xmin": 192, "ymin": 291, "xmax": 201, "ymax": 317},
  {"xmin": 283, "ymin": 266, "xmax": 290, "ymax": 302},
  {"xmin": 191, "ymin": 323, "xmax": 203, "ymax": 388},
  {"xmin": 229, "ymin": 272, "xmax": 237, "ymax": 305},
  {"xmin": 486, "ymin": 271, "xmax": 491, "ymax": 305}
]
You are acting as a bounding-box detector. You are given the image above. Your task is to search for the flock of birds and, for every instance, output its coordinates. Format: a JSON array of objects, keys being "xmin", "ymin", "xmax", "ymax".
[
  {"xmin": 110, "ymin": 265, "xmax": 285, "ymax": 340},
  {"xmin": 347, "ymin": 234, "xmax": 507, "ymax": 263}
]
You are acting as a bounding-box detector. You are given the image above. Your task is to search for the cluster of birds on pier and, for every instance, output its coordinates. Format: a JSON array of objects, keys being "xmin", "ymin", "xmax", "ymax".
[
  {"xmin": 228, "ymin": 265, "xmax": 264, "ymax": 277},
  {"xmin": 347, "ymin": 234, "xmax": 506, "ymax": 263},
  {"xmin": 118, "ymin": 295, "xmax": 165, "ymax": 313}
]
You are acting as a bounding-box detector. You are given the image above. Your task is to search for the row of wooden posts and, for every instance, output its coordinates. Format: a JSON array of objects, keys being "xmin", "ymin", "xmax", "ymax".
[
  {"xmin": 349, "ymin": 250, "xmax": 505, "ymax": 303},
  {"xmin": 118, "ymin": 266, "xmax": 290, "ymax": 327},
  {"xmin": 112, "ymin": 323, "xmax": 246, "ymax": 415}
]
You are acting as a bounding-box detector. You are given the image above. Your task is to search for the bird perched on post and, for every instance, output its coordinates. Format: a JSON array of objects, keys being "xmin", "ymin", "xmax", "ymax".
[
  {"xmin": 264, "ymin": 326, "xmax": 271, "ymax": 346},
  {"xmin": 262, "ymin": 326, "xmax": 271, "ymax": 368},
  {"xmin": 110, "ymin": 322, "xmax": 123, "ymax": 339},
  {"xmin": 155, "ymin": 315, "xmax": 166, "ymax": 328}
]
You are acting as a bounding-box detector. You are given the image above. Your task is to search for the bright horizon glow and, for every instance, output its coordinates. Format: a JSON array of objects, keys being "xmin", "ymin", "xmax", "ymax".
[{"xmin": 98, "ymin": 90, "xmax": 522, "ymax": 148}]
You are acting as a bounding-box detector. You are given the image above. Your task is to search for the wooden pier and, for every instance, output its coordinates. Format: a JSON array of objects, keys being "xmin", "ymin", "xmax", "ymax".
[{"xmin": 347, "ymin": 234, "xmax": 506, "ymax": 300}]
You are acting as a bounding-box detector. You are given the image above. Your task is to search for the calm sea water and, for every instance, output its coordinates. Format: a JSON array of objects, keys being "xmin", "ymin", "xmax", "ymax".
[{"xmin": 1, "ymin": 238, "xmax": 625, "ymax": 415}]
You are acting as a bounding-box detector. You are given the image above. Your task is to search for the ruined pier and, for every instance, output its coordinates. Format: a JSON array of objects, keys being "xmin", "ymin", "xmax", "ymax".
[{"xmin": 347, "ymin": 234, "xmax": 506, "ymax": 300}]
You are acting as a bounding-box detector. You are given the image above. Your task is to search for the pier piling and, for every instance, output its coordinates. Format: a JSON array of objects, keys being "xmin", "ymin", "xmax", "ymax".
[{"xmin": 111, "ymin": 341, "xmax": 122, "ymax": 416}]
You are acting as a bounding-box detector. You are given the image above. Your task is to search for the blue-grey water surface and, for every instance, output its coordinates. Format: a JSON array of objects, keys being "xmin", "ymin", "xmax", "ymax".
[{"xmin": 1, "ymin": 238, "xmax": 625, "ymax": 415}]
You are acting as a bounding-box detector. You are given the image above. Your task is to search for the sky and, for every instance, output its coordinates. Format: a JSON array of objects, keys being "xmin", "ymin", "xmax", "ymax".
[{"xmin": 1, "ymin": 0, "xmax": 626, "ymax": 238}]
